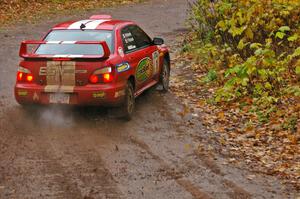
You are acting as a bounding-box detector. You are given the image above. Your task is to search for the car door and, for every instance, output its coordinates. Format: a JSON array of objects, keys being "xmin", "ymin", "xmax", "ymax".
[
  {"xmin": 121, "ymin": 25, "xmax": 158, "ymax": 91},
  {"xmin": 129, "ymin": 25, "xmax": 160, "ymax": 85},
  {"xmin": 121, "ymin": 26, "xmax": 145, "ymax": 91}
]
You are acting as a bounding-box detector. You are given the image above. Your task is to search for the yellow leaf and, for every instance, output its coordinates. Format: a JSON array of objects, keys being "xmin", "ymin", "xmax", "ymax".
[
  {"xmin": 237, "ymin": 39, "xmax": 245, "ymax": 50},
  {"xmin": 216, "ymin": 20, "xmax": 227, "ymax": 31},
  {"xmin": 245, "ymin": 27, "xmax": 254, "ymax": 40},
  {"xmin": 255, "ymin": 132, "xmax": 261, "ymax": 139},
  {"xmin": 287, "ymin": 135, "xmax": 297, "ymax": 144},
  {"xmin": 217, "ymin": 111, "xmax": 225, "ymax": 120}
]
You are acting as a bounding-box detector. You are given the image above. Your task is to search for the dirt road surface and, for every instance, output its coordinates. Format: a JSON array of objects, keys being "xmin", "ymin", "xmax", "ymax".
[{"xmin": 0, "ymin": 0, "xmax": 298, "ymax": 198}]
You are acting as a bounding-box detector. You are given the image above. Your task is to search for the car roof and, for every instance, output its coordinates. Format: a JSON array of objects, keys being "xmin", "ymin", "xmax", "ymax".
[{"xmin": 52, "ymin": 15, "xmax": 134, "ymax": 30}]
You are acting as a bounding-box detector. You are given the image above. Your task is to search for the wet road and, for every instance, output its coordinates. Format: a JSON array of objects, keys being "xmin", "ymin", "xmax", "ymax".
[{"xmin": 0, "ymin": 0, "xmax": 297, "ymax": 198}]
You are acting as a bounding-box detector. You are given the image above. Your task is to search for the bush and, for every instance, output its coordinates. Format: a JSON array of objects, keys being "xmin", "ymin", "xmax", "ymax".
[{"xmin": 188, "ymin": 0, "xmax": 300, "ymax": 106}]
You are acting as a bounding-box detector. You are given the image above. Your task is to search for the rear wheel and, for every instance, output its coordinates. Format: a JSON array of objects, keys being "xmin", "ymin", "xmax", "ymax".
[
  {"xmin": 159, "ymin": 59, "xmax": 170, "ymax": 92},
  {"xmin": 120, "ymin": 81, "xmax": 135, "ymax": 121}
]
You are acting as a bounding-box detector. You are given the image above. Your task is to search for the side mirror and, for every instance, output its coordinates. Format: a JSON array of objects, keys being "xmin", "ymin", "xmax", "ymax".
[{"xmin": 153, "ymin": 37, "xmax": 164, "ymax": 45}]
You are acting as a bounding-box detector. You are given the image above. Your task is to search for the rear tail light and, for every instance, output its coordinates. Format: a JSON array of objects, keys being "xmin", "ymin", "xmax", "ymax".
[
  {"xmin": 26, "ymin": 74, "xmax": 34, "ymax": 82},
  {"xmin": 89, "ymin": 67, "xmax": 113, "ymax": 84},
  {"xmin": 17, "ymin": 67, "xmax": 34, "ymax": 83},
  {"xmin": 103, "ymin": 73, "xmax": 112, "ymax": 83},
  {"xmin": 89, "ymin": 74, "xmax": 99, "ymax": 84},
  {"xmin": 17, "ymin": 72, "xmax": 23, "ymax": 81}
]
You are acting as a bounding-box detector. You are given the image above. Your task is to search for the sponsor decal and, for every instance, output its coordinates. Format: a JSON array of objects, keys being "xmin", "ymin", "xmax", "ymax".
[
  {"xmin": 127, "ymin": 45, "xmax": 136, "ymax": 50},
  {"xmin": 124, "ymin": 37, "xmax": 134, "ymax": 44},
  {"xmin": 75, "ymin": 69, "xmax": 88, "ymax": 74},
  {"xmin": 42, "ymin": 61, "xmax": 76, "ymax": 93},
  {"xmin": 122, "ymin": 31, "xmax": 136, "ymax": 50},
  {"xmin": 152, "ymin": 51, "xmax": 160, "ymax": 75},
  {"xmin": 115, "ymin": 89, "xmax": 126, "ymax": 98},
  {"xmin": 122, "ymin": 32, "xmax": 132, "ymax": 38},
  {"xmin": 40, "ymin": 67, "xmax": 86, "ymax": 76},
  {"xmin": 61, "ymin": 62, "xmax": 76, "ymax": 87},
  {"xmin": 18, "ymin": 90, "xmax": 28, "ymax": 97},
  {"xmin": 136, "ymin": 57, "xmax": 153, "ymax": 83},
  {"xmin": 93, "ymin": 91, "xmax": 106, "ymax": 98},
  {"xmin": 116, "ymin": 62, "xmax": 130, "ymax": 73}
]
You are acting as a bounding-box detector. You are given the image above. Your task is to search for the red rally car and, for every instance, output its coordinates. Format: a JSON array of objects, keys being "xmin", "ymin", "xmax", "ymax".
[{"xmin": 15, "ymin": 15, "xmax": 170, "ymax": 120}]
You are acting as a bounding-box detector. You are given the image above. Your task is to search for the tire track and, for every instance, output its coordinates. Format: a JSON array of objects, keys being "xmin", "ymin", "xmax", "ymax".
[
  {"xmin": 161, "ymin": 92, "xmax": 253, "ymax": 198},
  {"xmin": 41, "ymin": 126, "xmax": 122, "ymax": 199},
  {"xmin": 194, "ymin": 154, "xmax": 252, "ymax": 199},
  {"xmin": 131, "ymin": 92, "xmax": 252, "ymax": 199},
  {"xmin": 129, "ymin": 135, "xmax": 212, "ymax": 199},
  {"xmin": 0, "ymin": 109, "xmax": 83, "ymax": 199}
]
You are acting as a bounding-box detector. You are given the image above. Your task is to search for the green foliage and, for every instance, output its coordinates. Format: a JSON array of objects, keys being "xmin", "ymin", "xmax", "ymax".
[
  {"xmin": 202, "ymin": 69, "xmax": 217, "ymax": 83},
  {"xmin": 188, "ymin": 0, "xmax": 300, "ymax": 112},
  {"xmin": 282, "ymin": 115, "xmax": 298, "ymax": 132}
]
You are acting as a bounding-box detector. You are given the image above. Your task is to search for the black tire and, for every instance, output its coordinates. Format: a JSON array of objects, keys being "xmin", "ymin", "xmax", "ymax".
[
  {"xmin": 120, "ymin": 81, "xmax": 135, "ymax": 121},
  {"xmin": 159, "ymin": 59, "xmax": 170, "ymax": 92}
]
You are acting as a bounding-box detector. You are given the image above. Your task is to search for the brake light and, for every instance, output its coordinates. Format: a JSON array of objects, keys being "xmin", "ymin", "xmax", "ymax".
[
  {"xmin": 52, "ymin": 58, "xmax": 71, "ymax": 61},
  {"xmin": 16, "ymin": 67, "xmax": 34, "ymax": 83},
  {"xmin": 89, "ymin": 74, "xmax": 99, "ymax": 84},
  {"xmin": 17, "ymin": 72, "xmax": 23, "ymax": 81},
  {"xmin": 89, "ymin": 67, "xmax": 113, "ymax": 84},
  {"xmin": 103, "ymin": 73, "xmax": 112, "ymax": 83},
  {"xmin": 26, "ymin": 74, "xmax": 34, "ymax": 82}
]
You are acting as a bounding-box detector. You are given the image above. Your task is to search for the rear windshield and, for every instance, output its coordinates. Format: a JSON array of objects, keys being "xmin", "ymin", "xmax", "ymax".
[{"xmin": 35, "ymin": 30, "xmax": 113, "ymax": 55}]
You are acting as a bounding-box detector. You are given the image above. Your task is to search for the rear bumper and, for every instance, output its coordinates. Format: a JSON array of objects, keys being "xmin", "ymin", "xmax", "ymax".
[{"xmin": 14, "ymin": 82, "xmax": 126, "ymax": 106}]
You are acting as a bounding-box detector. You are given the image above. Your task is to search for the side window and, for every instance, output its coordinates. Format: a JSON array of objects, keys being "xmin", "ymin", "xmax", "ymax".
[
  {"xmin": 129, "ymin": 26, "xmax": 152, "ymax": 49},
  {"xmin": 121, "ymin": 27, "xmax": 137, "ymax": 52}
]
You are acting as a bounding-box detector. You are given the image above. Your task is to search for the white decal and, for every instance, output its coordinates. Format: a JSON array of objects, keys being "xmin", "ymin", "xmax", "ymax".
[
  {"xmin": 122, "ymin": 32, "xmax": 132, "ymax": 38},
  {"xmin": 68, "ymin": 20, "xmax": 91, "ymax": 29},
  {"xmin": 84, "ymin": 20, "xmax": 109, "ymax": 29},
  {"xmin": 127, "ymin": 45, "xmax": 136, "ymax": 50},
  {"xmin": 52, "ymin": 55, "xmax": 83, "ymax": 58},
  {"xmin": 68, "ymin": 55, "xmax": 83, "ymax": 58},
  {"xmin": 67, "ymin": 19, "xmax": 110, "ymax": 29},
  {"xmin": 61, "ymin": 41, "xmax": 76, "ymax": 44},
  {"xmin": 118, "ymin": 47, "xmax": 124, "ymax": 57},
  {"xmin": 53, "ymin": 54, "xmax": 69, "ymax": 57},
  {"xmin": 46, "ymin": 41, "xmax": 61, "ymax": 44},
  {"xmin": 125, "ymin": 37, "xmax": 134, "ymax": 44}
]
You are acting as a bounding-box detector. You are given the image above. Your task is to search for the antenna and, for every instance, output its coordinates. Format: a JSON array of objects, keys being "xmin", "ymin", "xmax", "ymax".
[{"xmin": 80, "ymin": 23, "xmax": 86, "ymax": 30}]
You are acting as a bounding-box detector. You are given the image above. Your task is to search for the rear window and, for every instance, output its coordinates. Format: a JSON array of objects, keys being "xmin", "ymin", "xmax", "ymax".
[{"xmin": 35, "ymin": 30, "xmax": 113, "ymax": 55}]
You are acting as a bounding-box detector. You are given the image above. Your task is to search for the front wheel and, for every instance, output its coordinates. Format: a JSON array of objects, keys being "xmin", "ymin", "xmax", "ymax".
[
  {"xmin": 120, "ymin": 81, "xmax": 135, "ymax": 121},
  {"xmin": 159, "ymin": 59, "xmax": 170, "ymax": 92}
]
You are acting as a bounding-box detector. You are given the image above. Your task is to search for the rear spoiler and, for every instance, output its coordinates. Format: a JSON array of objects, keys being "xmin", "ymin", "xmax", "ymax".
[{"xmin": 19, "ymin": 40, "xmax": 111, "ymax": 59}]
